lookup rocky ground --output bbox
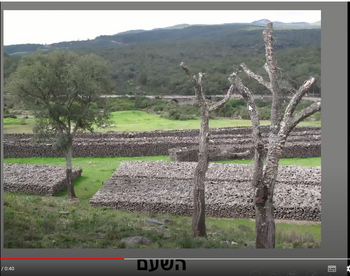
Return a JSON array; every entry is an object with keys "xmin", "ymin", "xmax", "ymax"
[
  {"xmin": 90, "ymin": 161, "xmax": 321, "ymax": 221},
  {"xmin": 114, "ymin": 161, "xmax": 321, "ymax": 185},
  {"xmin": 4, "ymin": 163, "xmax": 83, "ymax": 195},
  {"xmin": 4, "ymin": 126, "xmax": 321, "ymax": 159}
]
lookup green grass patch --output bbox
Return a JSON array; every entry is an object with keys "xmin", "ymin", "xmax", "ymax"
[
  {"xmin": 3, "ymin": 111, "xmax": 321, "ymax": 134},
  {"xmin": 3, "ymin": 117, "xmax": 37, "ymax": 134},
  {"xmin": 3, "ymin": 117, "xmax": 36, "ymax": 125},
  {"xmin": 4, "ymin": 156, "xmax": 321, "ymax": 248},
  {"xmin": 100, "ymin": 111, "xmax": 321, "ymax": 132},
  {"xmin": 4, "ymin": 156, "xmax": 172, "ymax": 200},
  {"xmin": 3, "ymin": 193, "xmax": 320, "ymax": 249}
]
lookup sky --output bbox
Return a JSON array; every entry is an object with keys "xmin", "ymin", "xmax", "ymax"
[{"xmin": 4, "ymin": 10, "xmax": 321, "ymax": 46}]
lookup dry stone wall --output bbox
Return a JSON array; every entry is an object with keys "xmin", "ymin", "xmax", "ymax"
[
  {"xmin": 3, "ymin": 126, "xmax": 320, "ymax": 141},
  {"xmin": 169, "ymin": 141, "xmax": 321, "ymax": 162},
  {"xmin": 4, "ymin": 163, "xmax": 82, "ymax": 195},
  {"xmin": 4, "ymin": 126, "xmax": 321, "ymax": 158},
  {"xmin": 114, "ymin": 161, "xmax": 321, "ymax": 185},
  {"xmin": 90, "ymin": 161, "xmax": 321, "ymax": 221}
]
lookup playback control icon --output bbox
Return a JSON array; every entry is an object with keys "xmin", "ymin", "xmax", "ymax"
[{"xmin": 328, "ymin": 265, "xmax": 336, "ymax": 273}]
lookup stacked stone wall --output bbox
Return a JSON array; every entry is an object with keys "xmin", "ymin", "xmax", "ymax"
[
  {"xmin": 4, "ymin": 163, "xmax": 82, "ymax": 195},
  {"xmin": 4, "ymin": 127, "xmax": 321, "ymax": 158},
  {"xmin": 90, "ymin": 161, "xmax": 321, "ymax": 221}
]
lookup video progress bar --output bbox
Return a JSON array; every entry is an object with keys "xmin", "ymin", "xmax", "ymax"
[{"xmin": 125, "ymin": 258, "xmax": 350, "ymax": 261}]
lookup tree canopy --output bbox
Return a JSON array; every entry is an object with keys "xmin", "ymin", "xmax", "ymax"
[{"xmin": 6, "ymin": 50, "xmax": 114, "ymax": 150}]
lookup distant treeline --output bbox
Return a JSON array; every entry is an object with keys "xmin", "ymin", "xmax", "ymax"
[
  {"xmin": 103, "ymin": 97, "xmax": 321, "ymax": 122},
  {"xmin": 4, "ymin": 25, "xmax": 321, "ymax": 109}
]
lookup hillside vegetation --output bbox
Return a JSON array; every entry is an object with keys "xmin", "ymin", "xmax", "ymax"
[{"xmin": 4, "ymin": 22, "xmax": 321, "ymax": 105}]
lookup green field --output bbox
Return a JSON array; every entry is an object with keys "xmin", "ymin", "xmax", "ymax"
[
  {"xmin": 3, "ymin": 110, "xmax": 321, "ymax": 249},
  {"xmin": 4, "ymin": 156, "xmax": 321, "ymax": 249},
  {"xmin": 3, "ymin": 110, "xmax": 321, "ymax": 134}
]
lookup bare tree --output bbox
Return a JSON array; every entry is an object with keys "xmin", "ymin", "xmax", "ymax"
[
  {"xmin": 230, "ymin": 23, "xmax": 321, "ymax": 248},
  {"xmin": 180, "ymin": 62, "xmax": 236, "ymax": 237}
]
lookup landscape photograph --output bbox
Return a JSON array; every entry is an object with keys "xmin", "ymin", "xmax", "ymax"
[{"xmin": 3, "ymin": 10, "xmax": 321, "ymax": 249}]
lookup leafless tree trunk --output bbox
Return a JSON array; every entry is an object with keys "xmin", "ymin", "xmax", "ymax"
[
  {"xmin": 65, "ymin": 142, "xmax": 76, "ymax": 199},
  {"xmin": 180, "ymin": 62, "xmax": 236, "ymax": 237},
  {"xmin": 230, "ymin": 23, "xmax": 321, "ymax": 248}
]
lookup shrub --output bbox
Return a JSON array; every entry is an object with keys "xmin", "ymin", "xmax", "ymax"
[
  {"xmin": 178, "ymin": 114, "xmax": 196, "ymax": 120},
  {"xmin": 135, "ymin": 97, "xmax": 152, "ymax": 109},
  {"xmin": 6, "ymin": 102, "xmax": 15, "ymax": 109},
  {"xmin": 259, "ymin": 107, "xmax": 271, "ymax": 120},
  {"xmin": 255, "ymin": 99, "xmax": 272, "ymax": 108},
  {"xmin": 237, "ymin": 107, "xmax": 250, "ymax": 120},
  {"xmin": 107, "ymin": 98, "xmax": 135, "ymax": 112},
  {"xmin": 4, "ymin": 114, "xmax": 17, "ymax": 119},
  {"xmin": 167, "ymin": 109, "xmax": 181, "ymax": 120},
  {"xmin": 295, "ymin": 100, "xmax": 314, "ymax": 112},
  {"xmin": 313, "ymin": 111, "xmax": 321, "ymax": 121},
  {"xmin": 151, "ymin": 105, "xmax": 164, "ymax": 112},
  {"xmin": 19, "ymin": 118, "xmax": 27, "ymax": 125},
  {"xmin": 215, "ymin": 103, "xmax": 234, "ymax": 118},
  {"xmin": 230, "ymin": 98, "xmax": 246, "ymax": 108},
  {"xmin": 162, "ymin": 106, "xmax": 197, "ymax": 121}
]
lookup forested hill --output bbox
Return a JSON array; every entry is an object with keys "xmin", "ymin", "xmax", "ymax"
[
  {"xmin": 4, "ymin": 22, "xmax": 320, "ymax": 54},
  {"xmin": 4, "ymin": 21, "xmax": 321, "ymax": 96}
]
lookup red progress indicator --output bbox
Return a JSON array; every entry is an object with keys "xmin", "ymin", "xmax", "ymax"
[{"xmin": 0, "ymin": 258, "xmax": 124, "ymax": 260}]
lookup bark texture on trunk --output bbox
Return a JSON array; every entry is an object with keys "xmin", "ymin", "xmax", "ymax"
[
  {"xmin": 192, "ymin": 110, "xmax": 209, "ymax": 237},
  {"xmin": 66, "ymin": 142, "xmax": 76, "ymax": 199},
  {"xmin": 180, "ymin": 62, "xmax": 235, "ymax": 237},
  {"xmin": 255, "ymin": 197, "xmax": 275, "ymax": 248},
  {"xmin": 233, "ymin": 22, "xmax": 321, "ymax": 248}
]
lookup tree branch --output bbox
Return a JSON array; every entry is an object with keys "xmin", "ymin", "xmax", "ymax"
[
  {"xmin": 283, "ymin": 101, "xmax": 321, "ymax": 135},
  {"xmin": 72, "ymin": 99, "xmax": 91, "ymax": 136},
  {"xmin": 19, "ymin": 87, "xmax": 67, "ymax": 133},
  {"xmin": 263, "ymin": 63, "xmax": 269, "ymax": 74},
  {"xmin": 67, "ymin": 80, "xmax": 80, "ymax": 111},
  {"xmin": 180, "ymin": 62, "xmax": 199, "ymax": 88},
  {"xmin": 230, "ymin": 72, "xmax": 265, "ymax": 189},
  {"xmin": 262, "ymin": 23, "xmax": 283, "ymax": 133},
  {"xmin": 283, "ymin": 77, "xmax": 315, "ymax": 119},
  {"xmin": 209, "ymin": 82, "xmax": 236, "ymax": 112},
  {"xmin": 240, "ymin": 63, "xmax": 271, "ymax": 91},
  {"xmin": 262, "ymin": 22, "xmax": 280, "ymax": 94},
  {"xmin": 229, "ymin": 73, "xmax": 260, "ymax": 129},
  {"xmin": 180, "ymin": 62, "xmax": 210, "ymax": 110}
]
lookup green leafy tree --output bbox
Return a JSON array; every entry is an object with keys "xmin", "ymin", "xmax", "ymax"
[
  {"xmin": 5, "ymin": 50, "xmax": 114, "ymax": 198},
  {"xmin": 138, "ymin": 72, "xmax": 148, "ymax": 86}
]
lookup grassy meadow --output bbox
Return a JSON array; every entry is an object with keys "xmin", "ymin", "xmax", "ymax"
[
  {"xmin": 4, "ymin": 156, "xmax": 321, "ymax": 249},
  {"xmin": 3, "ymin": 110, "xmax": 321, "ymax": 249},
  {"xmin": 3, "ymin": 110, "xmax": 321, "ymax": 134}
]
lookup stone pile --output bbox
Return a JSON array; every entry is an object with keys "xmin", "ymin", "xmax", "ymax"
[
  {"xmin": 4, "ymin": 163, "xmax": 83, "ymax": 195},
  {"xmin": 4, "ymin": 126, "xmax": 321, "ymax": 159},
  {"xmin": 3, "ymin": 126, "xmax": 320, "ymax": 141},
  {"xmin": 169, "ymin": 141, "xmax": 321, "ymax": 162},
  {"xmin": 90, "ymin": 161, "xmax": 321, "ymax": 221}
]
